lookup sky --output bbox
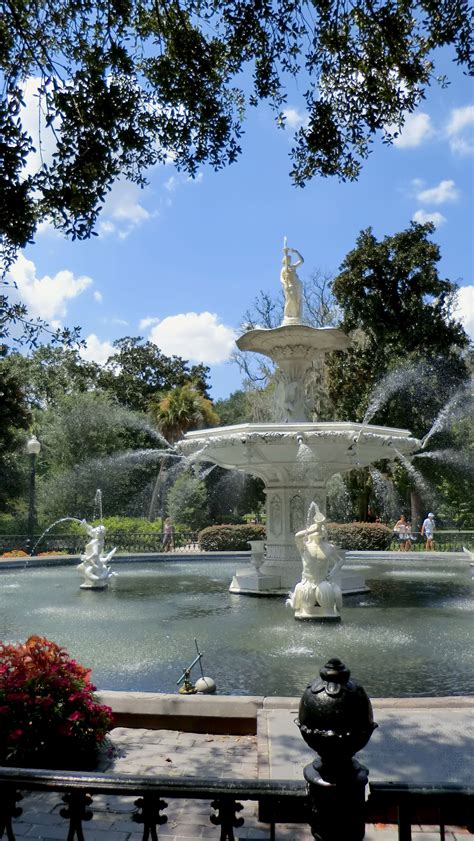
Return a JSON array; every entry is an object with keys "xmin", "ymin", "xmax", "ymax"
[{"xmin": 8, "ymin": 52, "xmax": 474, "ymax": 401}]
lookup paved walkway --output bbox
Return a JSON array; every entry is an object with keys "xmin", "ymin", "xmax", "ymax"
[{"xmin": 9, "ymin": 727, "xmax": 472, "ymax": 841}]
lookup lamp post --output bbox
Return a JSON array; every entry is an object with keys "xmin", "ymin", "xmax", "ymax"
[{"xmin": 26, "ymin": 434, "xmax": 41, "ymax": 553}]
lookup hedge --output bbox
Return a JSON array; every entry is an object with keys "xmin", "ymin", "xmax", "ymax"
[
  {"xmin": 326, "ymin": 522, "xmax": 392, "ymax": 551},
  {"xmin": 198, "ymin": 524, "xmax": 266, "ymax": 551}
]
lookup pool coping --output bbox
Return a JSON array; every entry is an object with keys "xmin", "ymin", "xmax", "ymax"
[
  {"xmin": 96, "ymin": 689, "xmax": 474, "ymax": 734},
  {"xmin": 0, "ymin": 549, "xmax": 468, "ymax": 570}
]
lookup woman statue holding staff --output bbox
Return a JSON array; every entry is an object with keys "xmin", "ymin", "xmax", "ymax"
[{"xmin": 281, "ymin": 237, "xmax": 304, "ymax": 324}]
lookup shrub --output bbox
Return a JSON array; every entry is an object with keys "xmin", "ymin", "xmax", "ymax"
[
  {"xmin": 0, "ymin": 549, "xmax": 29, "ymax": 558},
  {"xmin": 99, "ymin": 516, "xmax": 163, "ymax": 534},
  {"xmin": 198, "ymin": 523, "xmax": 266, "ymax": 551},
  {"xmin": 0, "ymin": 636, "xmax": 113, "ymax": 769},
  {"xmin": 326, "ymin": 522, "xmax": 392, "ymax": 551}
]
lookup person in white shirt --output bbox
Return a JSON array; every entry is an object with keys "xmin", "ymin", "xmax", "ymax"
[{"xmin": 421, "ymin": 513, "xmax": 435, "ymax": 550}]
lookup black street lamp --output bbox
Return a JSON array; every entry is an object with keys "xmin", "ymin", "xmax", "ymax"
[{"xmin": 26, "ymin": 434, "xmax": 41, "ymax": 552}]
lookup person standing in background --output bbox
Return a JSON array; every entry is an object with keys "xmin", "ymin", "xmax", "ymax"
[
  {"xmin": 162, "ymin": 517, "xmax": 175, "ymax": 552},
  {"xmin": 421, "ymin": 512, "xmax": 436, "ymax": 550}
]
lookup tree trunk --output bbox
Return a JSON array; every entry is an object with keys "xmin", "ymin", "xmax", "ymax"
[
  {"xmin": 410, "ymin": 490, "xmax": 423, "ymax": 531},
  {"xmin": 148, "ymin": 459, "xmax": 166, "ymax": 522}
]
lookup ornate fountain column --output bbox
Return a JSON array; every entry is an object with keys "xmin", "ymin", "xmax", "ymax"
[{"xmin": 261, "ymin": 478, "xmax": 328, "ymax": 586}]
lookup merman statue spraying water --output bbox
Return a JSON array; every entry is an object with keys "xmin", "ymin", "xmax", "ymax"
[
  {"xmin": 76, "ymin": 521, "xmax": 117, "ymax": 589},
  {"xmin": 286, "ymin": 504, "xmax": 343, "ymax": 621}
]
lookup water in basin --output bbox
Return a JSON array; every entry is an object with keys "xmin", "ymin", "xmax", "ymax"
[{"xmin": 1, "ymin": 558, "xmax": 472, "ymax": 698}]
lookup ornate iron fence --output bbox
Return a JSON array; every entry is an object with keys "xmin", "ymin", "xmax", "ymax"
[
  {"xmin": 0, "ymin": 532, "xmax": 201, "ymax": 556},
  {"xmin": 0, "ymin": 767, "xmax": 472, "ymax": 841},
  {"xmin": 1, "ymin": 530, "xmax": 473, "ymax": 557}
]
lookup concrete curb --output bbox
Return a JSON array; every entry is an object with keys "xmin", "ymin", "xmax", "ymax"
[{"xmin": 97, "ymin": 690, "xmax": 474, "ymax": 733}]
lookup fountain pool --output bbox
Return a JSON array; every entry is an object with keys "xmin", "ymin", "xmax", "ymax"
[{"xmin": 1, "ymin": 557, "xmax": 472, "ymax": 697}]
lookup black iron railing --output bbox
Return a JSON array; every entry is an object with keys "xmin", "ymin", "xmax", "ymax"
[
  {"xmin": 1, "ymin": 530, "xmax": 473, "ymax": 558},
  {"xmin": 0, "ymin": 767, "xmax": 472, "ymax": 841},
  {"xmin": 0, "ymin": 532, "xmax": 201, "ymax": 557}
]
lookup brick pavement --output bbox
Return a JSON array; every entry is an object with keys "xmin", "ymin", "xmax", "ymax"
[{"xmin": 8, "ymin": 728, "xmax": 471, "ymax": 841}]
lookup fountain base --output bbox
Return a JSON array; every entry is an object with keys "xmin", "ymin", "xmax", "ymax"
[
  {"xmin": 79, "ymin": 581, "xmax": 109, "ymax": 590},
  {"xmin": 229, "ymin": 571, "xmax": 282, "ymax": 594},
  {"xmin": 295, "ymin": 612, "xmax": 341, "ymax": 622},
  {"xmin": 229, "ymin": 567, "xmax": 369, "ymax": 596}
]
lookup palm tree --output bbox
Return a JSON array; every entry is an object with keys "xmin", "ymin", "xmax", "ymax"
[
  {"xmin": 147, "ymin": 384, "xmax": 220, "ymax": 521},
  {"xmin": 150, "ymin": 383, "xmax": 220, "ymax": 444}
]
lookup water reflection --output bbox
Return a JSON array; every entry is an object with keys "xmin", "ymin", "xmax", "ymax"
[{"xmin": 0, "ymin": 559, "xmax": 472, "ymax": 698}]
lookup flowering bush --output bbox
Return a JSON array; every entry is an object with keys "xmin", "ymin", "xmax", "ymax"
[
  {"xmin": 0, "ymin": 550, "xmax": 29, "ymax": 558},
  {"xmin": 0, "ymin": 636, "xmax": 113, "ymax": 769}
]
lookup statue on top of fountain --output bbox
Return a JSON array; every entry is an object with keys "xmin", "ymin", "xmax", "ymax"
[
  {"xmin": 77, "ymin": 521, "xmax": 117, "ymax": 589},
  {"xmin": 286, "ymin": 504, "xmax": 343, "ymax": 621},
  {"xmin": 281, "ymin": 238, "xmax": 304, "ymax": 325}
]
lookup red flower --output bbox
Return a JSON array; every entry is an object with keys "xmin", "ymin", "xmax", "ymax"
[
  {"xmin": 68, "ymin": 710, "xmax": 85, "ymax": 721},
  {"xmin": 8, "ymin": 729, "xmax": 24, "ymax": 741}
]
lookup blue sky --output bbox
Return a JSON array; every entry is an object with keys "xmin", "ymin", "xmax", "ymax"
[{"xmin": 8, "ymin": 54, "xmax": 474, "ymax": 400}]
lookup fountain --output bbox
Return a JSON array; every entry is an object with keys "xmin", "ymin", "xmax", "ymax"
[
  {"xmin": 31, "ymin": 506, "xmax": 117, "ymax": 590},
  {"xmin": 179, "ymin": 241, "xmax": 421, "ymax": 595},
  {"xmin": 286, "ymin": 504, "xmax": 344, "ymax": 621}
]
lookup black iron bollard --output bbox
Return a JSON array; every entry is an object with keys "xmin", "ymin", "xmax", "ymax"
[{"xmin": 297, "ymin": 657, "xmax": 377, "ymax": 841}]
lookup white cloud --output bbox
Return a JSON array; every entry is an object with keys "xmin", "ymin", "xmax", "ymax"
[
  {"xmin": 165, "ymin": 172, "xmax": 203, "ymax": 193},
  {"xmin": 446, "ymin": 105, "xmax": 474, "ymax": 137},
  {"xmin": 412, "ymin": 209, "xmax": 446, "ymax": 227},
  {"xmin": 392, "ymin": 113, "xmax": 434, "ymax": 148},
  {"xmin": 139, "ymin": 316, "xmax": 161, "ymax": 330},
  {"xmin": 449, "ymin": 135, "xmax": 474, "ymax": 155},
  {"xmin": 445, "ymin": 105, "xmax": 474, "ymax": 156},
  {"xmin": 453, "ymin": 285, "xmax": 474, "ymax": 340},
  {"xmin": 7, "ymin": 254, "xmax": 92, "ymax": 320},
  {"xmin": 93, "ymin": 291, "xmax": 103, "ymax": 302},
  {"xmin": 281, "ymin": 108, "xmax": 307, "ymax": 129},
  {"xmin": 165, "ymin": 175, "xmax": 177, "ymax": 192},
  {"xmin": 79, "ymin": 334, "xmax": 115, "ymax": 365},
  {"xmin": 415, "ymin": 179, "xmax": 460, "ymax": 205},
  {"xmin": 149, "ymin": 312, "xmax": 237, "ymax": 364},
  {"xmin": 99, "ymin": 181, "xmax": 151, "ymax": 239}
]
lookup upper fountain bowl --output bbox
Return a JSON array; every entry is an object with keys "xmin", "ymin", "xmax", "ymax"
[
  {"xmin": 237, "ymin": 324, "xmax": 350, "ymax": 360},
  {"xmin": 180, "ymin": 421, "xmax": 421, "ymax": 483}
]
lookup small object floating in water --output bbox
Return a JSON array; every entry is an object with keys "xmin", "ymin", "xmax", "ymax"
[{"xmin": 176, "ymin": 638, "xmax": 216, "ymax": 694}]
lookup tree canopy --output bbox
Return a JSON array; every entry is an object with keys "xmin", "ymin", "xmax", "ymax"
[
  {"xmin": 327, "ymin": 222, "xmax": 470, "ymax": 434},
  {"xmin": 1, "ymin": 0, "xmax": 473, "ymax": 270},
  {"xmin": 96, "ymin": 337, "xmax": 211, "ymax": 412}
]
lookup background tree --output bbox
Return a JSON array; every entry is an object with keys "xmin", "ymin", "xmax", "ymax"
[
  {"xmin": 1, "ymin": 0, "xmax": 472, "ymax": 272},
  {"xmin": 167, "ymin": 474, "xmax": 209, "ymax": 531},
  {"xmin": 214, "ymin": 390, "xmax": 250, "ymax": 426},
  {"xmin": 0, "ymin": 367, "xmax": 31, "ymax": 514},
  {"xmin": 327, "ymin": 222, "xmax": 470, "ymax": 435},
  {"xmin": 3, "ymin": 346, "xmax": 100, "ymax": 408},
  {"xmin": 149, "ymin": 383, "xmax": 219, "ymax": 444},
  {"xmin": 97, "ymin": 337, "xmax": 210, "ymax": 413},
  {"xmin": 35, "ymin": 392, "xmax": 159, "ymax": 521}
]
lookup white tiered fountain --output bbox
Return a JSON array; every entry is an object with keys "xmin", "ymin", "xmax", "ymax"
[{"xmin": 180, "ymin": 241, "xmax": 420, "ymax": 595}]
